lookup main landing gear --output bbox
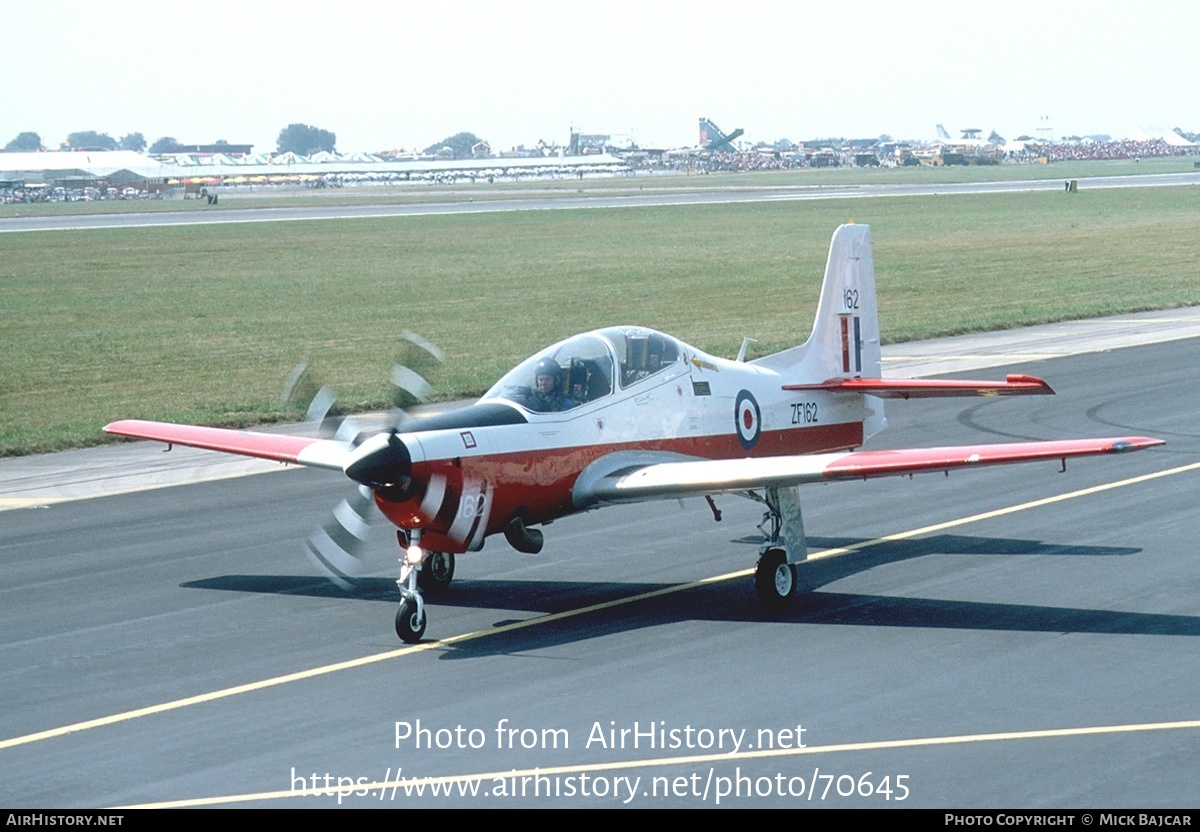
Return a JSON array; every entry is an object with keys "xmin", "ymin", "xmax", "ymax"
[
  {"xmin": 418, "ymin": 550, "xmax": 455, "ymax": 591},
  {"xmin": 751, "ymin": 486, "xmax": 807, "ymax": 610},
  {"xmin": 755, "ymin": 548, "xmax": 795, "ymax": 609},
  {"xmin": 394, "ymin": 530, "xmax": 456, "ymax": 643}
]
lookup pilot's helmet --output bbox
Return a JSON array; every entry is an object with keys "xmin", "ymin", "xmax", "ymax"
[{"xmin": 534, "ymin": 357, "xmax": 559, "ymax": 390}]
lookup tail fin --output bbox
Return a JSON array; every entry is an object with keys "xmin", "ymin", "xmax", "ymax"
[
  {"xmin": 806, "ymin": 223, "xmax": 881, "ymax": 381},
  {"xmin": 699, "ymin": 117, "xmax": 744, "ymax": 152},
  {"xmin": 936, "ymin": 123, "xmax": 951, "ymax": 140},
  {"xmin": 754, "ymin": 223, "xmax": 880, "ymax": 378},
  {"xmin": 753, "ymin": 224, "xmax": 885, "ymax": 435}
]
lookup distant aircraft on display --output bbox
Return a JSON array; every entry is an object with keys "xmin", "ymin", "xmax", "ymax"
[
  {"xmin": 661, "ymin": 118, "xmax": 746, "ymax": 159},
  {"xmin": 933, "ymin": 124, "xmax": 1000, "ymax": 163},
  {"xmin": 105, "ymin": 225, "xmax": 1163, "ymax": 642},
  {"xmin": 698, "ymin": 117, "xmax": 744, "ymax": 152}
]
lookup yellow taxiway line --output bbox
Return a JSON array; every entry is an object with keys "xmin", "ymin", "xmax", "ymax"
[
  {"xmin": 121, "ymin": 716, "xmax": 1200, "ymax": 808},
  {"xmin": 4, "ymin": 459, "xmax": 1196, "ymax": 757}
]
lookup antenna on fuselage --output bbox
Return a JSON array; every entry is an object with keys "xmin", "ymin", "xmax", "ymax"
[{"xmin": 736, "ymin": 337, "xmax": 758, "ymax": 362}]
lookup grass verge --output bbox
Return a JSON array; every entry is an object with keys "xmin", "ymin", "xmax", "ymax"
[{"xmin": 2, "ymin": 183, "xmax": 1198, "ymax": 456}]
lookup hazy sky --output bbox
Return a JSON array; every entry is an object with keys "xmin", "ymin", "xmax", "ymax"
[{"xmin": 7, "ymin": 0, "xmax": 1197, "ymax": 153}]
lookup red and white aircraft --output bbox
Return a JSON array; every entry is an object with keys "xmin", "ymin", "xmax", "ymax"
[{"xmin": 105, "ymin": 224, "xmax": 1163, "ymax": 642}]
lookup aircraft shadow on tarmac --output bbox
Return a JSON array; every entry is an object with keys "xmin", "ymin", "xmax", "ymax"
[{"xmin": 179, "ymin": 532, "xmax": 1200, "ymax": 656}]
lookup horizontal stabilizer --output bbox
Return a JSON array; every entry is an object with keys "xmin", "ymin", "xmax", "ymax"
[
  {"xmin": 783, "ymin": 374, "xmax": 1054, "ymax": 398},
  {"xmin": 103, "ymin": 419, "xmax": 352, "ymax": 471},
  {"xmin": 575, "ymin": 437, "xmax": 1163, "ymax": 504}
]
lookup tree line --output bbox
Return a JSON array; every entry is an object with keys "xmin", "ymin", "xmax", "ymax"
[{"xmin": 3, "ymin": 125, "xmax": 490, "ymax": 159}]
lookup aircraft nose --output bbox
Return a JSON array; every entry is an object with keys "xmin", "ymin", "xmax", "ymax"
[{"xmin": 344, "ymin": 431, "xmax": 412, "ymax": 489}]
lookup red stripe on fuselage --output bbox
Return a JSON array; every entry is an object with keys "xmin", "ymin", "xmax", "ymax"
[{"xmin": 374, "ymin": 421, "xmax": 863, "ymax": 549}]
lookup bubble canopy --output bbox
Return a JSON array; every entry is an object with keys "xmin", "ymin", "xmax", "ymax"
[{"xmin": 481, "ymin": 326, "xmax": 684, "ymax": 413}]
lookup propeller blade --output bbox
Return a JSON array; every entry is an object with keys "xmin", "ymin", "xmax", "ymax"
[
  {"xmin": 400, "ymin": 330, "xmax": 445, "ymax": 369},
  {"xmin": 391, "ymin": 332, "xmax": 445, "ymax": 414},
  {"xmin": 282, "ymin": 363, "xmax": 343, "ymax": 435},
  {"xmin": 280, "ymin": 361, "xmax": 313, "ymax": 409},
  {"xmin": 331, "ymin": 416, "xmax": 371, "ymax": 445},
  {"xmin": 304, "ymin": 485, "xmax": 376, "ymax": 590},
  {"xmin": 304, "ymin": 384, "xmax": 339, "ymax": 426},
  {"xmin": 391, "ymin": 365, "xmax": 432, "ymax": 406}
]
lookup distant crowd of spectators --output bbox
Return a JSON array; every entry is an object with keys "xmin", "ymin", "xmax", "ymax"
[
  {"xmin": 654, "ymin": 137, "xmax": 1198, "ymax": 173},
  {"xmin": 1, "ymin": 185, "xmax": 155, "ymax": 204},
  {"xmin": 1, "ymin": 186, "xmax": 54, "ymax": 204},
  {"xmin": 664, "ymin": 151, "xmax": 807, "ymax": 173},
  {"xmin": 1014, "ymin": 138, "xmax": 1195, "ymax": 162}
]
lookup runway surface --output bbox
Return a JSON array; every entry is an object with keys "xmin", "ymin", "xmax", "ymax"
[
  {"xmin": 3, "ymin": 170, "xmax": 1200, "ymax": 233},
  {"xmin": 2, "ymin": 320, "xmax": 1198, "ymax": 807}
]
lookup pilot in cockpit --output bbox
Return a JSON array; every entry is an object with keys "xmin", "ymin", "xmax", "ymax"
[{"xmin": 530, "ymin": 357, "xmax": 576, "ymax": 412}]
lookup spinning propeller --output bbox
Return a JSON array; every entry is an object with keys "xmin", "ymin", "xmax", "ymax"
[{"xmin": 282, "ymin": 333, "xmax": 444, "ymax": 590}]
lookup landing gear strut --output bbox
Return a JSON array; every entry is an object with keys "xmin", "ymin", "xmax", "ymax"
[
  {"xmin": 751, "ymin": 486, "xmax": 807, "ymax": 609},
  {"xmin": 394, "ymin": 529, "xmax": 459, "ymax": 641},
  {"xmin": 394, "ymin": 529, "xmax": 440, "ymax": 643}
]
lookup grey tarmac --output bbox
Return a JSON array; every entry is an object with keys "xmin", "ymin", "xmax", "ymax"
[{"xmin": 1, "ymin": 313, "xmax": 1197, "ymax": 807}]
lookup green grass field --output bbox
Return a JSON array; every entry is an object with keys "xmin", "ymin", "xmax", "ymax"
[{"xmin": 3, "ymin": 180, "xmax": 1199, "ymax": 456}]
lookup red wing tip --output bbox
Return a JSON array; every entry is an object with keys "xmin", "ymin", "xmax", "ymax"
[
  {"xmin": 104, "ymin": 419, "xmax": 166, "ymax": 436},
  {"xmin": 1111, "ymin": 437, "xmax": 1166, "ymax": 452},
  {"xmin": 1003, "ymin": 374, "xmax": 1055, "ymax": 394}
]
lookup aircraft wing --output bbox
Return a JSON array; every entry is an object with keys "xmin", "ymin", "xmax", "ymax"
[
  {"xmin": 103, "ymin": 419, "xmax": 353, "ymax": 471},
  {"xmin": 574, "ymin": 437, "xmax": 1163, "ymax": 505},
  {"xmin": 783, "ymin": 374, "xmax": 1054, "ymax": 398}
]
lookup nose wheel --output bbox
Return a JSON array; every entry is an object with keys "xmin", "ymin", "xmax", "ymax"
[{"xmin": 395, "ymin": 595, "xmax": 426, "ymax": 642}]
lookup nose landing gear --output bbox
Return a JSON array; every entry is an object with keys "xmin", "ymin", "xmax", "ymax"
[{"xmin": 394, "ymin": 529, "xmax": 458, "ymax": 643}]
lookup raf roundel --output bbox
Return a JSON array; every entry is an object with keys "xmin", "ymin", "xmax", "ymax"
[{"xmin": 735, "ymin": 389, "xmax": 761, "ymax": 450}]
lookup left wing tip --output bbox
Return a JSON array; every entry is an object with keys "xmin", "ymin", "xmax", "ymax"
[
  {"xmin": 104, "ymin": 419, "xmax": 172, "ymax": 438},
  {"xmin": 103, "ymin": 419, "xmax": 142, "ymax": 436}
]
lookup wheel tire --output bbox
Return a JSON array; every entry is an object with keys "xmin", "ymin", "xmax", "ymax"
[
  {"xmin": 755, "ymin": 548, "xmax": 796, "ymax": 610},
  {"xmin": 395, "ymin": 597, "xmax": 426, "ymax": 643},
  {"xmin": 417, "ymin": 552, "xmax": 455, "ymax": 592}
]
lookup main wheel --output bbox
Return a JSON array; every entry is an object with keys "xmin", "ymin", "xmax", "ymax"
[
  {"xmin": 395, "ymin": 597, "xmax": 426, "ymax": 643},
  {"xmin": 755, "ymin": 548, "xmax": 796, "ymax": 610},
  {"xmin": 417, "ymin": 551, "xmax": 455, "ymax": 592}
]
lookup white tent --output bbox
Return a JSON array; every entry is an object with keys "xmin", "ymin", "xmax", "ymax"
[{"xmin": 1130, "ymin": 128, "xmax": 1197, "ymax": 147}]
